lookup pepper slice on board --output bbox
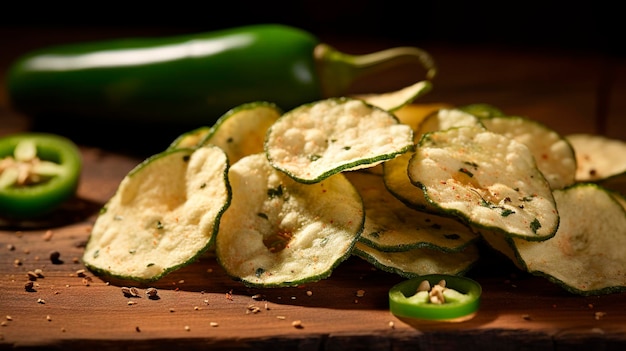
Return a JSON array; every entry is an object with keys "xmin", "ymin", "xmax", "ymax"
[
  {"xmin": 389, "ymin": 274, "xmax": 481, "ymax": 322},
  {"xmin": 0, "ymin": 132, "xmax": 82, "ymax": 219}
]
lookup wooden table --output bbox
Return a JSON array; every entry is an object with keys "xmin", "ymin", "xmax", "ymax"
[{"xmin": 1, "ymin": 26, "xmax": 626, "ymax": 350}]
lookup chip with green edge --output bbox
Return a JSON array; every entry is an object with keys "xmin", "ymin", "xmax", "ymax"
[
  {"xmin": 353, "ymin": 241, "xmax": 480, "ymax": 279},
  {"xmin": 566, "ymin": 133, "xmax": 626, "ymax": 184},
  {"xmin": 265, "ymin": 97, "xmax": 414, "ymax": 184},
  {"xmin": 345, "ymin": 171, "xmax": 478, "ymax": 252},
  {"xmin": 168, "ymin": 125, "xmax": 212, "ymax": 150},
  {"xmin": 481, "ymin": 115, "xmax": 576, "ymax": 190},
  {"xmin": 215, "ymin": 153, "xmax": 364, "ymax": 288},
  {"xmin": 204, "ymin": 101, "xmax": 282, "ymax": 164},
  {"xmin": 408, "ymin": 126, "xmax": 559, "ymax": 241},
  {"xmin": 83, "ymin": 145, "xmax": 231, "ymax": 282},
  {"xmin": 383, "ymin": 108, "xmax": 483, "ymax": 214},
  {"xmin": 508, "ymin": 183, "xmax": 626, "ymax": 295},
  {"xmin": 457, "ymin": 103, "xmax": 506, "ymax": 119},
  {"xmin": 353, "ymin": 80, "xmax": 433, "ymax": 112}
]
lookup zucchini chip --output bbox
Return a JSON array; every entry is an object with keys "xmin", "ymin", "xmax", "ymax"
[
  {"xmin": 481, "ymin": 116, "xmax": 576, "ymax": 190},
  {"xmin": 83, "ymin": 145, "xmax": 231, "ymax": 282},
  {"xmin": 265, "ymin": 97, "xmax": 414, "ymax": 184},
  {"xmin": 510, "ymin": 184, "xmax": 626, "ymax": 295},
  {"xmin": 354, "ymin": 241, "xmax": 480, "ymax": 278},
  {"xmin": 383, "ymin": 108, "xmax": 482, "ymax": 213},
  {"xmin": 205, "ymin": 101, "xmax": 282, "ymax": 164},
  {"xmin": 346, "ymin": 171, "xmax": 478, "ymax": 252},
  {"xmin": 216, "ymin": 153, "xmax": 364, "ymax": 287},
  {"xmin": 168, "ymin": 126, "xmax": 212, "ymax": 150},
  {"xmin": 408, "ymin": 126, "xmax": 559, "ymax": 241},
  {"xmin": 566, "ymin": 133, "xmax": 626, "ymax": 184},
  {"xmin": 353, "ymin": 80, "xmax": 432, "ymax": 112}
]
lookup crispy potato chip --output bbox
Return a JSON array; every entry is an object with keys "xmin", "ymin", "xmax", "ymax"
[
  {"xmin": 83, "ymin": 145, "xmax": 231, "ymax": 282},
  {"xmin": 265, "ymin": 97, "xmax": 414, "ymax": 183},
  {"xmin": 354, "ymin": 241, "xmax": 480, "ymax": 278},
  {"xmin": 216, "ymin": 153, "xmax": 364, "ymax": 287},
  {"xmin": 481, "ymin": 116, "xmax": 576, "ymax": 190},
  {"xmin": 509, "ymin": 184, "xmax": 626, "ymax": 295},
  {"xmin": 346, "ymin": 171, "xmax": 478, "ymax": 252},
  {"xmin": 408, "ymin": 126, "xmax": 559, "ymax": 241}
]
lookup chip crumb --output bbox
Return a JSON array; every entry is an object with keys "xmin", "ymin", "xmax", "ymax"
[
  {"xmin": 210, "ymin": 322, "xmax": 219, "ymax": 327},
  {"xmin": 5, "ymin": 316, "xmax": 12, "ymax": 321},
  {"xmin": 169, "ymin": 308, "xmax": 176, "ymax": 313},
  {"xmin": 75, "ymin": 269, "xmax": 86, "ymax": 277},
  {"xmin": 194, "ymin": 306, "xmax": 200, "ymax": 311},
  {"xmin": 1, "ymin": 321, "xmax": 7, "ymax": 327},
  {"xmin": 146, "ymin": 287, "xmax": 158, "ymax": 299},
  {"xmin": 356, "ymin": 289, "xmax": 365, "ymax": 298},
  {"xmin": 292, "ymin": 320, "xmax": 304, "ymax": 329},
  {"xmin": 595, "ymin": 311, "xmax": 606, "ymax": 320},
  {"xmin": 276, "ymin": 316, "xmax": 286, "ymax": 320},
  {"xmin": 7, "ymin": 244, "xmax": 15, "ymax": 251},
  {"xmin": 37, "ymin": 298, "xmax": 46, "ymax": 304},
  {"xmin": 127, "ymin": 300, "xmax": 137, "ymax": 306}
]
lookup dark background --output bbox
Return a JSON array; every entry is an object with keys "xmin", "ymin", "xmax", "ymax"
[{"xmin": 0, "ymin": 1, "xmax": 621, "ymax": 56}]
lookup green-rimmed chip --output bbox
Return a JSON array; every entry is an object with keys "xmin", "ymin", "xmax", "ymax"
[
  {"xmin": 509, "ymin": 183, "xmax": 626, "ymax": 295},
  {"xmin": 205, "ymin": 101, "xmax": 282, "ymax": 164},
  {"xmin": 83, "ymin": 145, "xmax": 231, "ymax": 282},
  {"xmin": 566, "ymin": 133, "xmax": 626, "ymax": 187},
  {"xmin": 353, "ymin": 80, "xmax": 433, "ymax": 112},
  {"xmin": 215, "ymin": 153, "xmax": 364, "ymax": 288},
  {"xmin": 265, "ymin": 97, "xmax": 414, "ymax": 184},
  {"xmin": 481, "ymin": 116, "xmax": 576, "ymax": 190},
  {"xmin": 354, "ymin": 241, "xmax": 480, "ymax": 279},
  {"xmin": 167, "ymin": 126, "xmax": 212, "ymax": 150},
  {"xmin": 383, "ymin": 108, "xmax": 483, "ymax": 214},
  {"xmin": 345, "ymin": 171, "xmax": 478, "ymax": 252},
  {"xmin": 408, "ymin": 126, "xmax": 559, "ymax": 241}
]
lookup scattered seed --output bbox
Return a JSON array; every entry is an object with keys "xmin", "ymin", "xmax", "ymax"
[
  {"xmin": 75, "ymin": 269, "xmax": 86, "ymax": 277},
  {"xmin": 246, "ymin": 304, "xmax": 261, "ymax": 314},
  {"xmin": 50, "ymin": 251, "xmax": 62, "ymax": 264},
  {"xmin": 276, "ymin": 316, "xmax": 286, "ymax": 320},
  {"xmin": 37, "ymin": 298, "xmax": 46, "ymax": 304},
  {"xmin": 42, "ymin": 230, "xmax": 53, "ymax": 241},
  {"xmin": 46, "ymin": 315, "xmax": 52, "ymax": 322},
  {"xmin": 1, "ymin": 321, "xmax": 7, "ymax": 327},
  {"xmin": 127, "ymin": 300, "xmax": 137, "ymax": 306},
  {"xmin": 5, "ymin": 316, "xmax": 12, "ymax": 321},
  {"xmin": 169, "ymin": 308, "xmax": 175, "ymax": 313},
  {"xmin": 184, "ymin": 325, "xmax": 190, "ymax": 331},
  {"xmin": 27, "ymin": 271, "xmax": 39, "ymax": 281},
  {"xmin": 34, "ymin": 268, "xmax": 44, "ymax": 277},
  {"xmin": 292, "ymin": 320, "xmax": 304, "ymax": 329},
  {"xmin": 595, "ymin": 312, "xmax": 606, "ymax": 320},
  {"xmin": 522, "ymin": 314, "xmax": 532, "ymax": 321},
  {"xmin": 146, "ymin": 287, "xmax": 158, "ymax": 299},
  {"xmin": 251, "ymin": 294, "xmax": 263, "ymax": 300},
  {"xmin": 356, "ymin": 289, "xmax": 365, "ymax": 298},
  {"xmin": 6, "ymin": 244, "xmax": 15, "ymax": 251},
  {"xmin": 72, "ymin": 257, "xmax": 80, "ymax": 264},
  {"xmin": 13, "ymin": 258, "xmax": 22, "ymax": 267},
  {"xmin": 24, "ymin": 281, "xmax": 35, "ymax": 291},
  {"xmin": 388, "ymin": 321, "xmax": 395, "ymax": 329},
  {"xmin": 306, "ymin": 290, "xmax": 313, "ymax": 297},
  {"xmin": 209, "ymin": 322, "xmax": 219, "ymax": 327},
  {"xmin": 121, "ymin": 287, "xmax": 139, "ymax": 297},
  {"xmin": 194, "ymin": 306, "xmax": 200, "ymax": 311}
]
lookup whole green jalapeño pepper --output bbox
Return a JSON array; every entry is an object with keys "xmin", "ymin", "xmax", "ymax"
[
  {"xmin": 0, "ymin": 133, "xmax": 82, "ymax": 219},
  {"xmin": 6, "ymin": 24, "xmax": 436, "ymax": 130}
]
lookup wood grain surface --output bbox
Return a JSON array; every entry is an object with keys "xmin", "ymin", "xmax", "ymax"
[{"xmin": 1, "ymin": 27, "xmax": 626, "ymax": 350}]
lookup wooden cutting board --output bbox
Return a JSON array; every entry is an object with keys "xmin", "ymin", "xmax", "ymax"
[
  {"xmin": 1, "ymin": 133, "xmax": 626, "ymax": 351},
  {"xmin": 1, "ymin": 32, "xmax": 626, "ymax": 350}
]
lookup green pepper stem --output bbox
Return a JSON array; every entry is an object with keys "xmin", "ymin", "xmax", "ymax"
[{"xmin": 314, "ymin": 43, "xmax": 437, "ymax": 99}]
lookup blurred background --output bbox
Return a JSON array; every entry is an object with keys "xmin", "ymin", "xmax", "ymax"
[{"xmin": 1, "ymin": 1, "xmax": 624, "ymax": 153}]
